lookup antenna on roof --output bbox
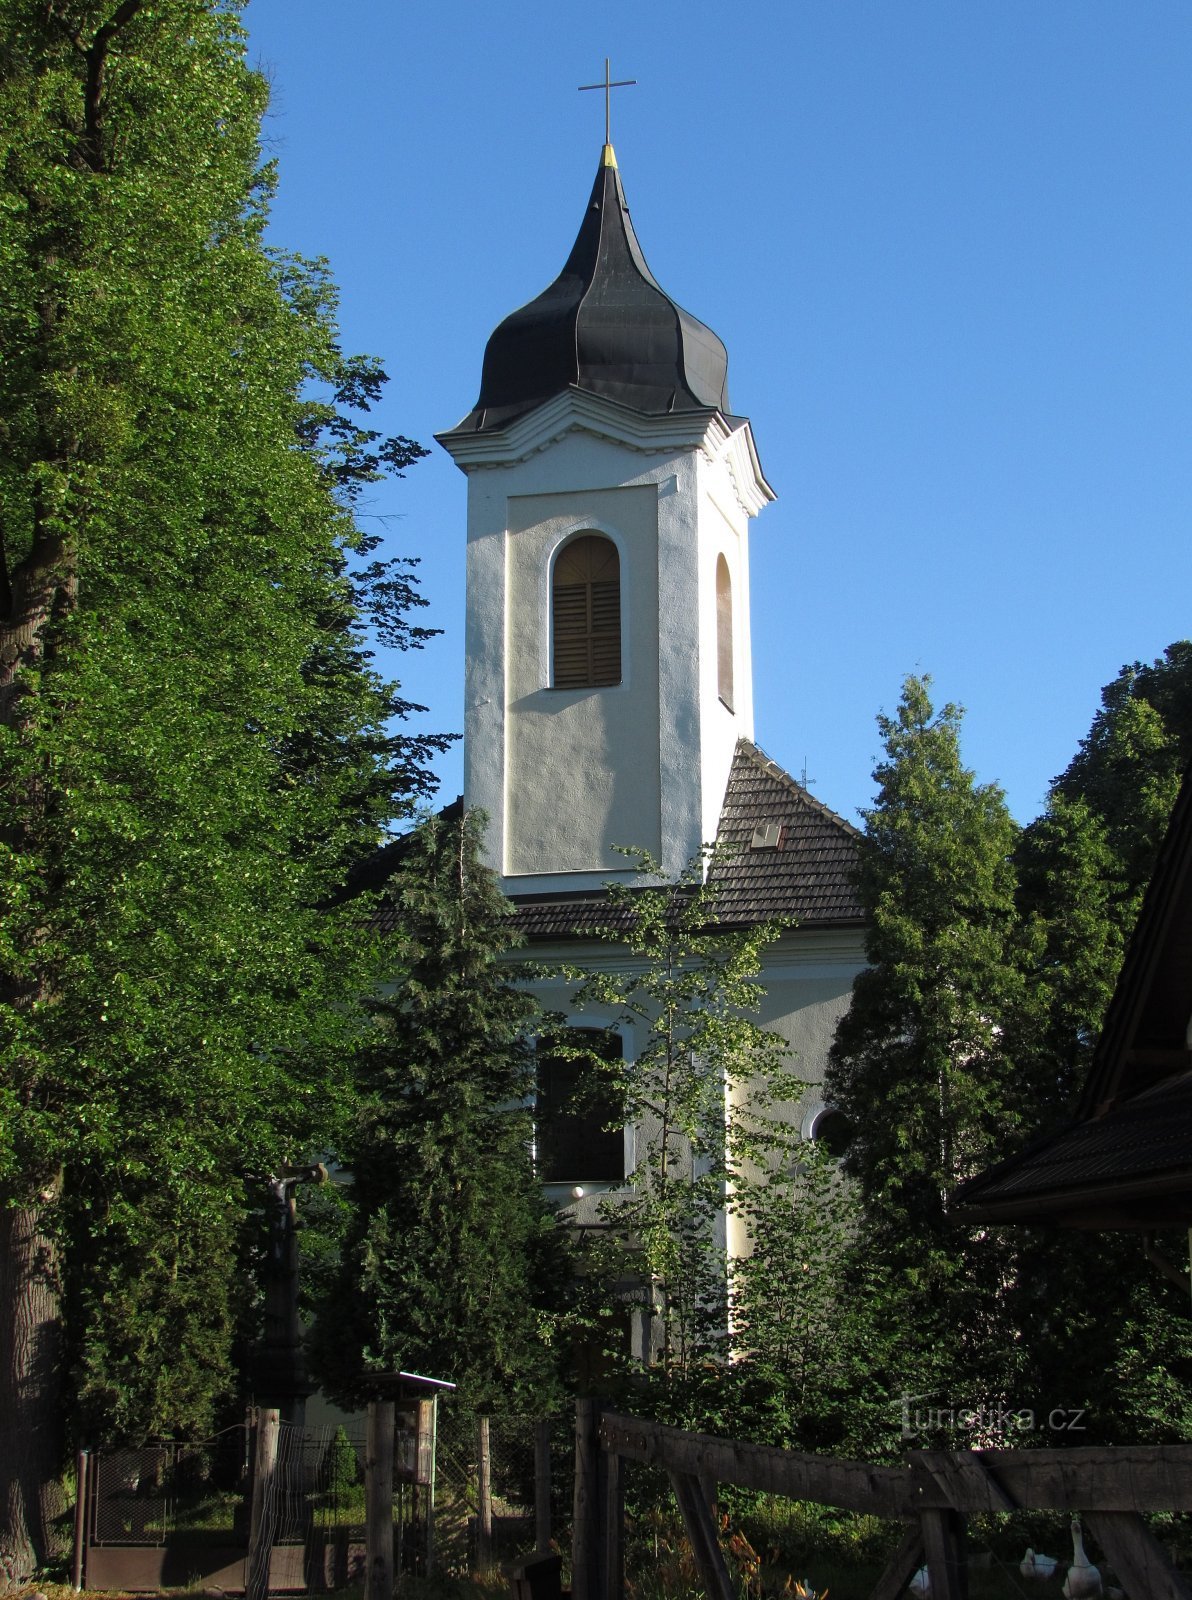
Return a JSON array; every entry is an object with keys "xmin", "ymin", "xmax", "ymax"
[{"xmin": 800, "ymin": 758, "xmax": 816, "ymax": 790}]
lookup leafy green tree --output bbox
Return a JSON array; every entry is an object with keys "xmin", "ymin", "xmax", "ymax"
[
  {"xmin": 728, "ymin": 1141, "xmax": 861, "ymax": 1451},
  {"xmin": 824, "ymin": 677, "xmax": 1033, "ymax": 1440},
  {"xmin": 565, "ymin": 851, "xmax": 796, "ymax": 1404},
  {"xmin": 0, "ymin": 3, "xmax": 444, "ymax": 1578},
  {"xmin": 311, "ymin": 810, "xmax": 567, "ymax": 1413}
]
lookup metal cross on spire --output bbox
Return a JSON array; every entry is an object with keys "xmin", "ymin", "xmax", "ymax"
[{"xmin": 579, "ymin": 58, "xmax": 636, "ymax": 148}]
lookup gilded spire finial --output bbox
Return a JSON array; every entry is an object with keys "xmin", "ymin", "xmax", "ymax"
[{"xmin": 579, "ymin": 57, "xmax": 636, "ymax": 164}]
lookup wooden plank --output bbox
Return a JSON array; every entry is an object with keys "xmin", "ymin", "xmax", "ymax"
[
  {"xmin": 365, "ymin": 1399, "xmax": 395, "ymax": 1600},
  {"xmin": 1084, "ymin": 1509, "xmax": 1192, "ymax": 1600},
  {"xmin": 572, "ymin": 1399, "xmax": 603, "ymax": 1600},
  {"xmin": 601, "ymin": 1410, "xmax": 1192, "ymax": 1516},
  {"xmin": 920, "ymin": 1508, "xmax": 968, "ymax": 1600},
  {"xmin": 603, "ymin": 1447, "xmax": 624, "ymax": 1600},
  {"xmin": 477, "ymin": 1415, "xmax": 494, "ymax": 1572},
  {"xmin": 669, "ymin": 1471, "xmax": 737, "ymax": 1600},
  {"xmin": 535, "ymin": 1418, "xmax": 553, "ymax": 1552},
  {"xmin": 600, "ymin": 1412, "xmax": 911, "ymax": 1516},
  {"xmin": 867, "ymin": 1524, "xmax": 924, "ymax": 1600},
  {"xmin": 246, "ymin": 1407, "xmax": 279, "ymax": 1600},
  {"xmin": 960, "ymin": 1445, "xmax": 1192, "ymax": 1512},
  {"xmin": 912, "ymin": 1452, "xmax": 1017, "ymax": 1512}
]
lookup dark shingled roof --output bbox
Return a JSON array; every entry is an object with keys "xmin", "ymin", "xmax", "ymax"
[
  {"xmin": 509, "ymin": 740, "xmax": 864, "ymax": 941},
  {"xmin": 954, "ymin": 764, "xmax": 1192, "ymax": 1230},
  {"xmin": 444, "ymin": 148, "xmax": 731, "ymax": 436}
]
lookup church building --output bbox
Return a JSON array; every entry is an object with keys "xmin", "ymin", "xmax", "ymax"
[{"xmin": 435, "ymin": 137, "xmax": 868, "ymax": 1258}]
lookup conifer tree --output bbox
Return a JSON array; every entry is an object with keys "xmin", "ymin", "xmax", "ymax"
[
  {"xmin": 824, "ymin": 677, "xmax": 1032, "ymax": 1440},
  {"xmin": 1005, "ymin": 644, "xmax": 1192, "ymax": 1443},
  {"xmin": 312, "ymin": 811, "xmax": 566, "ymax": 1413}
]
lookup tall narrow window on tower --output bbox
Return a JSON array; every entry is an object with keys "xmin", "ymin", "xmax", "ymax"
[
  {"xmin": 716, "ymin": 554, "xmax": 734, "ymax": 711},
  {"xmin": 552, "ymin": 533, "xmax": 621, "ymax": 688}
]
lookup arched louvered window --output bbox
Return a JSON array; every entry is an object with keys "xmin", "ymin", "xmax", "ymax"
[
  {"xmin": 716, "ymin": 554, "xmax": 734, "ymax": 711},
  {"xmin": 552, "ymin": 534, "xmax": 621, "ymax": 689}
]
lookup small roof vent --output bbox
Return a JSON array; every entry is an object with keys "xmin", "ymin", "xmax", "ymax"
[{"xmin": 750, "ymin": 822, "xmax": 783, "ymax": 851}]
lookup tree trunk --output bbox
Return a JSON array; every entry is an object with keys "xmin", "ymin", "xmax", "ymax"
[{"xmin": 0, "ymin": 1205, "xmax": 66, "ymax": 1589}]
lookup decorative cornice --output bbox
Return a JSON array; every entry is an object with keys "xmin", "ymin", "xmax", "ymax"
[{"xmin": 436, "ymin": 388, "xmax": 774, "ymax": 513}]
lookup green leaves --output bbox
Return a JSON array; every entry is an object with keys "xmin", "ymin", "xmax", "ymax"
[
  {"xmin": 565, "ymin": 848, "xmax": 795, "ymax": 1390},
  {"xmin": 0, "ymin": 0, "xmax": 445, "ymax": 1448}
]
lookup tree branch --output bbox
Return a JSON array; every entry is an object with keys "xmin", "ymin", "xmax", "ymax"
[{"xmin": 81, "ymin": 0, "xmax": 146, "ymax": 173}]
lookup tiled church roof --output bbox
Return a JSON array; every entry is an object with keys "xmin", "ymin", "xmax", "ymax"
[
  {"xmin": 708, "ymin": 739, "xmax": 864, "ymax": 927},
  {"xmin": 509, "ymin": 740, "xmax": 864, "ymax": 940}
]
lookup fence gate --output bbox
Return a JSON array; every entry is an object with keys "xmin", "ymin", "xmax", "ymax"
[{"xmin": 80, "ymin": 1418, "xmax": 384, "ymax": 1594}]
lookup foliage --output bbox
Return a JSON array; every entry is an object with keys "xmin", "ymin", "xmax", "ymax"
[
  {"xmin": 827, "ymin": 677, "xmax": 1029, "ymax": 1239},
  {"xmin": 310, "ymin": 810, "xmax": 567, "ymax": 1413},
  {"xmin": 822, "ymin": 677, "xmax": 1034, "ymax": 1449},
  {"xmin": 0, "ymin": 4, "xmax": 447, "ymax": 1573},
  {"xmin": 727, "ymin": 1142, "xmax": 861, "ymax": 1452},
  {"xmin": 1003, "ymin": 642, "xmax": 1192, "ymax": 1443},
  {"xmin": 1014, "ymin": 641, "xmax": 1192, "ymax": 1122},
  {"xmin": 563, "ymin": 850, "xmax": 796, "ymax": 1402}
]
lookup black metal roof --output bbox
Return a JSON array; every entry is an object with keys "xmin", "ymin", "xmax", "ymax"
[{"xmin": 450, "ymin": 148, "xmax": 731, "ymax": 434}]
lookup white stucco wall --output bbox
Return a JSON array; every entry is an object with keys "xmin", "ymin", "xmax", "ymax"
[
  {"xmin": 441, "ymin": 390, "xmax": 773, "ymax": 896},
  {"xmin": 505, "ymin": 485, "xmax": 662, "ymax": 874}
]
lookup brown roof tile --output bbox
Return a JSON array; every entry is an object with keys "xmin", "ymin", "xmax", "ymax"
[
  {"xmin": 510, "ymin": 740, "xmax": 864, "ymax": 940},
  {"xmin": 708, "ymin": 740, "xmax": 864, "ymax": 926}
]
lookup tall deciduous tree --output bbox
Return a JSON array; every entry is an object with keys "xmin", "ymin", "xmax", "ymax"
[
  {"xmin": 312, "ymin": 810, "xmax": 566, "ymax": 1413},
  {"xmin": 0, "ymin": 3, "xmax": 445, "ymax": 1579},
  {"xmin": 566, "ymin": 852, "xmax": 796, "ymax": 1399}
]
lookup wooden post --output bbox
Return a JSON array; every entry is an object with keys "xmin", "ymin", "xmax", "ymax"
[
  {"xmin": 920, "ymin": 1508, "xmax": 968, "ymax": 1600},
  {"xmin": 246, "ymin": 1407, "xmax": 280, "ymax": 1600},
  {"xmin": 476, "ymin": 1415, "xmax": 494, "ymax": 1572},
  {"xmin": 669, "ymin": 1470, "xmax": 736, "ymax": 1600},
  {"xmin": 572, "ymin": 1399, "xmax": 604, "ymax": 1600},
  {"xmin": 603, "ymin": 1448, "xmax": 624, "ymax": 1600},
  {"xmin": 366, "ymin": 1399, "xmax": 395, "ymax": 1600},
  {"xmin": 534, "ymin": 1418, "xmax": 552, "ymax": 1552},
  {"xmin": 71, "ymin": 1447, "xmax": 89, "ymax": 1591},
  {"xmin": 424, "ymin": 1394, "xmax": 438, "ymax": 1574},
  {"xmin": 869, "ymin": 1524, "xmax": 926, "ymax": 1600},
  {"xmin": 1085, "ymin": 1509, "xmax": 1192, "ymax": 1600}
]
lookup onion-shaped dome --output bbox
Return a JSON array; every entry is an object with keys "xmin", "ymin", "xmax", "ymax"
[{"xmin": 455, "ymin": 147, "xmax": 731, "ymax": 433}]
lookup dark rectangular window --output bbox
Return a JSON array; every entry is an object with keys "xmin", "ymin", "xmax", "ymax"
[{"xmin": 536, "ymin": 1030, "xmax": 624, "ymax": 1183}]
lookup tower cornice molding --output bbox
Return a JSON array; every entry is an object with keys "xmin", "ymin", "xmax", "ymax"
[{"xmin": 436, "ymin": 387, "xmax": 775, "ymax": 513}]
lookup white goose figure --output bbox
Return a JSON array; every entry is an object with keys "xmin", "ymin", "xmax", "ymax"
[
  {"xmin": 1020, "ymin": 1547, "xmax": 1059, "ymax": 1581},
  {"xmin": 1063, "ymin": 1516, "xmax": 1102, "ymax": 1599}
]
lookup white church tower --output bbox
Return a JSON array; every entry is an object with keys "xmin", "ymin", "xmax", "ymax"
[{"xmin": 437, "ymin": 143, "xmax": 774, "ymax": 892}]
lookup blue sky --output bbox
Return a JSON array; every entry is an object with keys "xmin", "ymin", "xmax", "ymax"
[{"xmin": 243, "ymin": 1, "xmax": 1192, "ymax": 826}]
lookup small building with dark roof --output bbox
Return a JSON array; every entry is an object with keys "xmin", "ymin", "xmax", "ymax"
[{"xmin": 953, "ymin": 765, "xmax": 1192, "ymax": 1233}]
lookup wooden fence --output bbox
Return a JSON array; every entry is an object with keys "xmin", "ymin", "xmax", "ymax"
[{"xmin": 572, "ymin": 1402, "xmax": 1192, "ymax": 1600}]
